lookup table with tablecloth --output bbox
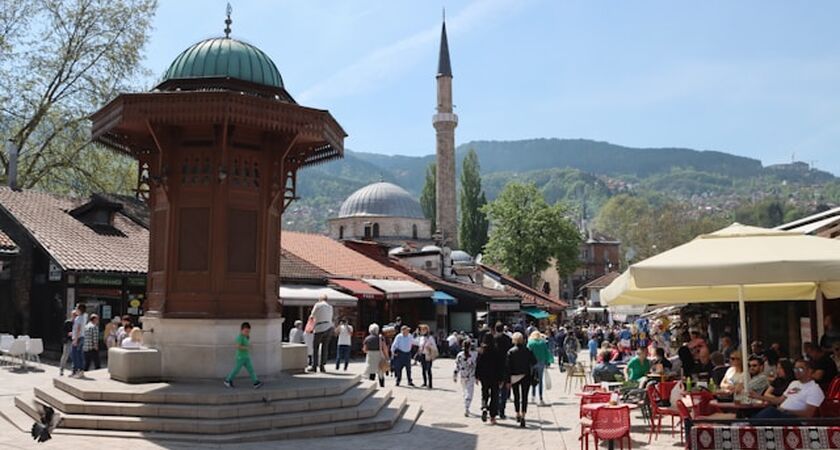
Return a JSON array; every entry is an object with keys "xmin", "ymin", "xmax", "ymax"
[{"xmin": 689, "ymin": 423, "xmax": 840, "ymax": 449}]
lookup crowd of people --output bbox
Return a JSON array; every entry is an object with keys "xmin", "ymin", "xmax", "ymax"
[{"xmin": 59, "ymin": 304, "xmax": 144, "ymax": 378}]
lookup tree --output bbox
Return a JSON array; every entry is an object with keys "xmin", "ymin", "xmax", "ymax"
[
  {"xmin": 458, "ymin": 149, "xmax": 488, "ymax": 255},
  {"xmin": 482, "ymin": 182, "xmax": 581, "ymax": 285},
  {"xmin": 0, "ymin": 0, "xmax": 157, "ymax": 194},
  {"xmin": 420, "ymin": 162, "xmax": 436, "ymax": 232}
]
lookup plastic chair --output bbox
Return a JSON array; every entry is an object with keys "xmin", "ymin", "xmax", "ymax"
[
  {"xmin": 828, "ymin": 377, "xmax": 840, "ymax": 399},
  {"xmin": 675, "ymin": 398, "xmax": 692, "ymax": 448},
  {"xmin": 591, "ymin": 406, "xmax": 632, "ymax": 450},
  {"xmin": 646, "ymin": 384, "xmax": 681, "ymax": 442},
  {"xmin": 0, "ymin": 335, "xmax": 14, "ymax": 366},
  {"xmin": 26, "ymin": 338, "xmax": 43, "ymax": 364},
  {"xmin": 579, "ymin": 392, "xmax": 612, "ymax": 450},
  {"xmin": 566, "ymin": 363, "xmax": 588, "ymax": 393},
  {"xmin": 7, "ymin": 339, "xmax": 27, "ymax": 369},
  {"xmin": 689, "ymin": 390, "xmax": 720, "ymax": 418}
]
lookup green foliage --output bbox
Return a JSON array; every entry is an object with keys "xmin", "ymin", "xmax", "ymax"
[
  {"xmin": 482, "ymin": 182, "xmax": 581, "ymax": 284},
  {"xmin": 458, "ymin": 149, "xmax": 488, "ymax": 255},
  {"xmin": 420, "ymin": 162, "xmax": 436, "ymax": 232},
  {"xmin": 733, "ymin": 197, "xmax": 810, "ymax": 228},
  {"xmin": 595, "ymin": 193, "xmax": 730, "ymax": 266},
  {"xmin": 0, "ymin": 0, "xmax": 157, "ymax": 195}
]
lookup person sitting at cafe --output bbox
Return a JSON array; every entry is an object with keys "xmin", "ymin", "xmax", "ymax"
[
  {"xmin": 653, "ymin": 347, "xmax": 672, "ymax": 371},
  {"xmin": 746, "ymin": 354, "xmax": 770, "ymax": 395},
  {"xmin": 690, "ymin": 344, "xmax": 715, "ymax": 379},
  {"xmin": 804, "ymin": 342, "xmax": 838, "ymax": 393},
  {"xmin": 625, "ymin": 347, "xmax": 651, "ymax": 382},
  {"xmin": 763, "ymin": 358, "xmax": 795, "ymax": 399},
  {"xmin": 751, "ymin": 359, "xmax": 825, "ymax": 419},
  {"xmin": 720, "ymin": 351, "xmax": 745, "ymax": 391},
  {"xmin": 593, "ymin": 350, "xmax": 623, "ymax": 382},
  {"xmin": 710, "ymin": 351, "xmax": 728, "ymax": 386}
]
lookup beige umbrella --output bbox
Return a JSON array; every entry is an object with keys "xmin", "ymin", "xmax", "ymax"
[{"xmin": 602, "ymin": 223, "xmax": 840, "ymax": 378}]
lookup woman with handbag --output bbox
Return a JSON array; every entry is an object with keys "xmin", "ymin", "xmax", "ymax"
[
  {"xmin": 527, "ymin": 331, "xmax": 554, "ymax": 405},
  {"xmin": 363, "ymin": 323, "xmax": 389, "ymax": 387},
  {"xmin": 417, "ymin": 324, "xmax": 439, "ymax": 389},
  {"xmin": 506, "ymin": 332, "xmax": 537, "ymax": 428}
]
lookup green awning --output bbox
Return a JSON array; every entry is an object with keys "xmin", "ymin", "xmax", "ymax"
[{"xmin": 522, "ymin": 307, "xmax": 549, "ymax": 319}]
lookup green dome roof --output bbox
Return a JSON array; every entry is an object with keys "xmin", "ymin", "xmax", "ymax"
[{"xmin": 162, "ymin": 37, "xmax": 284, "ymax": 89}]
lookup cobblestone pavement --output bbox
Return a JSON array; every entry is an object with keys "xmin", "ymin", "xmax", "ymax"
[{"xmin": 0, "ymin": 352, "xmax": 684, "ymax": 450}]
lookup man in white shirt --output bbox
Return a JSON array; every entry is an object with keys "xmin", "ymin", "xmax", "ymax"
[
  {"xmin": 752, "ymin": 359, "xmax": 825, "ymax": 419},
  {"xmin": 70, "ymin": 304, "xmax": 87, "ymax": 378},
  {"xmin": 288, "ymin": 320, "xmax": 304, "ymax": 344},
  {"xmin": 335, "ymin": 319, "xmax": 353, "ymax": 371},
  {"xmin": 308, "ymin": 294, "xmax": 333, "ymax": 373},
  {"xmin": 390, "ymin": 326, "xmax": 415, "ymax": 387}
]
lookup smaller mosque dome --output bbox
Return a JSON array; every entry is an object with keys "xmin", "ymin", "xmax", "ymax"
[
  {"xmin": 421, "ymin": 245, "xmax": 442, "ymax": 253},
  {"xmin": 162, "ymin": 38, "xmax": 284, "ymax": 89},
  {"xmin": 338, "ymin": 182, "xmax": 424, "ymax": 219},
  {"xmin": 451, "ymin": 250, "xmax": 473, "ymax": 263}
]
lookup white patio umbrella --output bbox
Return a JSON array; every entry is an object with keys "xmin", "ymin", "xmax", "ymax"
[{"xmin": 602, "ymin": 223, "xmax": 840, "ymax": 378}]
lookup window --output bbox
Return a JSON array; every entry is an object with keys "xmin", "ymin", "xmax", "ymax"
[
  {"xmin": 364, "ymin": 224, "xmax": 372, "ymax": 239},
  {"xmin": 339, "ymin": 226, "xmax": 344, "ymax": 240},
  {"xmin": 372, "ymin": 223, "xmax": 380, "ymax": 238},
  {"xmin": 412, "ymin": 224, "xmax": 418, "ymax": 239}
]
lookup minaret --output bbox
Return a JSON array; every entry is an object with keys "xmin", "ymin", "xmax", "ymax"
[{"xmin": 433, "ymin": 16, "xmax": 459, "ymax": 248}]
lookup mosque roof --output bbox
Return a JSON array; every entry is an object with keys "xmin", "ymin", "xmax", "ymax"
[
  {"xmin": 337, "ymin": 182, "xmax": 424, "ymax": 219},
  {"xmin": 162, "ymin": 37, "xmax": 284, "ymax": 89}
]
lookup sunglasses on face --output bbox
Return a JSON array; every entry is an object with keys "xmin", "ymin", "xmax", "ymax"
[{"xmin": 794, "ymin": 367, "xmax": 806, "ymax": 373}]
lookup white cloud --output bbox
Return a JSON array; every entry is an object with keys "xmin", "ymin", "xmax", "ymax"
[{"xmin": 297, "ymin": 0, "xmax": 519, "ymax": 104}]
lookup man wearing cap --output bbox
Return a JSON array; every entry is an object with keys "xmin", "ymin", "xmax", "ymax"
[
  {"xmin": 288, "ymin": 320, "xmax": 304, "ymax": 344},
  {"xmin": 308, "ymin": 294, "xmax": 334, "ymax": 373}
]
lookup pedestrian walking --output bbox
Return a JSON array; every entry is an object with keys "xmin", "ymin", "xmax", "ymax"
[
  {"xmin": 59, "ymin": 311, "xmax": 77, "ymax": 376},
  {"xmin": 335, "ymin": 319, "xmax": 353, "ymax": 371},
  {"xmin": 588, "ymin": 335, "xmax": 599, "ymax": 363},
  {"xmin": 83, "ymin": 314, "xmax": 101, "ymax": 371},
  {"xmin": 476, "ymin": 334, "xmax": 505, "ymax": 424},
  {"xmin": 527, "ymin": 331, "xmax": 554, "ymax": 405},
  {"xmin": 390, "ymin": 326, "xmax": 415, "ymax": 386},
  {"xmin": 417, "ymin": 324, "xmax": 438, "ymax": 388},
  {"xmin": 453, "ymin": 339, "xmax": 478, "ymax": 417},
  {"xmin": 506, "ymin": 332, "xmax": 537, "ymax": 428},
  {"xmin": 70, "ymin": 304, "xmax": 87, "ymax": 378},
  {"xmin": 564, "ymin": 329, "xmax": 580, "ymax": 365},
  {"xmin": 223, "ymin": 322, "xmax": 263, "ymax": 389},
  {"xmin": 493, "ymin": 322, "xmax": 513, "ymax": 419},
  {"xmin": 363, "ymin": 323, "xmax": 389, "ymax": 387},
  {"xmin": 308, "ymin": 294, "xmax": 334, "ymax": 373},
  {"xmin": 116, "ymin": 315, "xmax": 132, "ymax": 344}
]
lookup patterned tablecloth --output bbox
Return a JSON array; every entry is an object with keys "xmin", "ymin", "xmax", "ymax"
[{"xmin": 690, "ymin": 424, "xmax": 840, "ymax": 449}]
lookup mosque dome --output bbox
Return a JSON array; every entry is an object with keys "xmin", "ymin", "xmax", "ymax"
[
  {"xmin": 451, "ymin": 250, "xmax": 473, "ymax": 263},
  {"xmin": 161, "ymin": 37, "xmax": 284, "ymax": 89},
  {"xmin": 338, "ymin": 182, "xmax": 424, "ymax": 219}
]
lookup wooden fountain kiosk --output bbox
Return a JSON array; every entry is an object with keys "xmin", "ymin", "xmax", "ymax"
[{"xmin": 90, "ymin": 26, "xmax": 346, "ymax": 379}]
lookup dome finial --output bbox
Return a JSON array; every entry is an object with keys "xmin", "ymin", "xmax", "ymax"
[{"xmin": 224, "ymin": 3, "xmax": 233, "ymax": 38}]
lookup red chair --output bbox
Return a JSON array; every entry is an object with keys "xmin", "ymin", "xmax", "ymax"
[
  {"xmin": 579, "ymin": 392, "xmax": 612, "ymax": 450},
  {"xmin": 583, "ymin": 384, "xmax": 603, "ymax": 393},
  {"xmin": 675, "ymin": 399, "xmax": 692, "ymax": 449},
  {"xmin": 646, "ymin": 384, "xmax": 681, "ymax": 442},
  {"xmin": 657, "ymin": 380, "xmax": 678, "ymax": 400},
  {"xmin": 591, "ymin": 406, "xmax": 632, "ymax": 450},
  {"xmin": 689, "ymin": 390, "xmax": 721, "ymax": 418},
  {"xmin": 819, "ymin": 378, "xmax": 840, "ymax": 417},
  {"xmin": 828, "ymin": 377, "xmax": 840, "ymax": 399}
]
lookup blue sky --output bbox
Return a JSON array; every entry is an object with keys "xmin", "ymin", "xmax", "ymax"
[{"xmin": 145, "ymin": 1, "xmax": 840, "ymax": 174}]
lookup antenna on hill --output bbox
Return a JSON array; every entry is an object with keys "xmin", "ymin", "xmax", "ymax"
[{"xmin": 810, "ymin": 160, "xmax": 819, "ymax": 170}]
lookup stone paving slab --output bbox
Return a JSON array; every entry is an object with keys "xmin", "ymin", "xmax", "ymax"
[{"xmin": 0, "ymin": 352, "xmax": 684, "ymax": 450}]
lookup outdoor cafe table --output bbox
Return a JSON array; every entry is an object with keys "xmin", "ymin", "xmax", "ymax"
[
  {"xmin": 709, "ymin": 399, "xmax": 768, "ymax": 418},
  {"xmin": 581, "ymin": 403, "xmax": 640, "ymax": 450}
]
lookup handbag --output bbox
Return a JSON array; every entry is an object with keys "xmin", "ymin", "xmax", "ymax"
[
  {"xmin": 378, "ymin": 337, "xmax": 390, "ymax": 372},
  {"xmin": 304, "ymin": 316, "xmax": 315, "ymax": 334},
  {"xmin": 543, "ymin": 368, "xmax": 552, "ymax": 390}
]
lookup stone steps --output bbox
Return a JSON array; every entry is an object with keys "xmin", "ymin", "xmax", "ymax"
[
  {"xmin": 13, "ymin": 394, "xmax": 412, "ymax": 443},
  {"xmin": 16, "ymin": 387, "xmax": 392, "ymax": 435},
  {"xmin": 33, "ymin": 380, "xmax": 377, "ymax": 419}
]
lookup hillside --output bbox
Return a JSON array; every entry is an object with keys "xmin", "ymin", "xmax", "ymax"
[{"xmin": 284, "ymin": 138, "xmax": 839, "ymax": 233}]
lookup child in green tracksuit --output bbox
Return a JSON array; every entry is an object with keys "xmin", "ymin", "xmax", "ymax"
[{"xmin": 224, "ymin": 322, "xmax": 263, "ymax": 389}]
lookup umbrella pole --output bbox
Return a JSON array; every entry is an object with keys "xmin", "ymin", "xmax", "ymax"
[
  {"xmin": 816, "ymin": 289, "xmax": 825, "ymax": 344},
  {"xmin": 738, "ymin": 285, "xmax": 750, "ymax": 388}
]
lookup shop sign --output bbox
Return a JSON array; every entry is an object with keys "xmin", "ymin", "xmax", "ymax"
[
  {"xmin": 101, "ymin": 305, "xmax": 112, "ymax": 320},
  {"xmin": 800, "ymin": 317, "xmax": 812, "ymax": 346},
  {"xmin": 488, "ymin": 302, "xmax": 520, "ymax": 312},
  {"xmin": 77, "ymin": 275, "xmax": 122, "ymax": 286},
  {"xmin": 127, "ymin": 277, "xmax": 146, "ymax": 287},
  {"xmin": 129, "ymin": 299, "xmax": 141, "ymax": 308},
  {"xmin": 48, "ymin": 261, "xmax": 62, "ymax": 281}
]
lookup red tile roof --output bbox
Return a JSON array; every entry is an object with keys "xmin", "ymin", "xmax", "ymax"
[
  {"xmin": 479, "ymin": 264, "xmax": 568, "ymax": 311},
  {"xmin": 582, "ymin": 271, "xmax": 621, "ymax": 290},
  {"xmin": 0, "ymin": 188, "xmax": 148, "ymax": 274},
  {"xmin": 279, "ymin": 249, "xmax": 330, "ymax": 282},
  {"xmin": 0, "ymin": 229, "xmax": 17, "ymax": 254},
  {"xmin": 281, "ymin": 231, "xmax": 409, "ymax": 280}
]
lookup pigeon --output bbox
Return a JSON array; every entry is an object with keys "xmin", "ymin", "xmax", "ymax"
[{"xmin": 30, "ymin": 403, "xmax": 60, "ymax": 443}]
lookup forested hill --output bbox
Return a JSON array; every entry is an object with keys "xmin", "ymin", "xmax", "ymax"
[{"xmin": 284, "ymin": 138, "xmax": 838, "ymax": 232}]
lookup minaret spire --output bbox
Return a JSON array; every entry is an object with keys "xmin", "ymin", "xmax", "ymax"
[
  {"xmin": 224, "ymin": 3, "xmax": 232, "ymax": 38},
  {"xmin": 433, "ymin": 13, "xmax": 458, "ymax": 248},
  {"xmin": 437, "ymin": 14, "xmax": 453, "ymax": 77}
]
